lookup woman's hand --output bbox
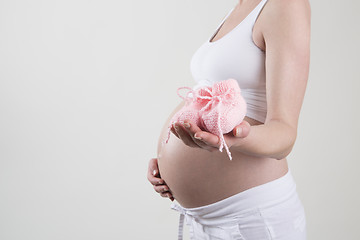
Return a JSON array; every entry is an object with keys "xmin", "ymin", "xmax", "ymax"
[
  {"xmin": 147, "ymin": 158, "xmax": 174, "ymax": 201},
  {"xmin": 170, "ymin": 119, "xmax": 251, "ymax": 152}
]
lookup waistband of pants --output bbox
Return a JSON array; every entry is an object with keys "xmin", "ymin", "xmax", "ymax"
[{"xmin": 171, "ymin": 169, "xmax": 298, "ymax": 239}]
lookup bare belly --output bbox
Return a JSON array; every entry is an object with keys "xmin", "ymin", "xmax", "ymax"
[{"xmin": 157, "ymin": 101, "xmax": 288, "ymax": 208}]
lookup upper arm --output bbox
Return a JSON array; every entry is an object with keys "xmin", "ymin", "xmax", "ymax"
[{"xmin": 262, "ymin": 0, "xmax": 311, "ymax": 129}]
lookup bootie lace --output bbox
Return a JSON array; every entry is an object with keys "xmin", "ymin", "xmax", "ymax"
[{"xmin": 196, "ymin": 87, "xmax": 235, "ymax": 160}]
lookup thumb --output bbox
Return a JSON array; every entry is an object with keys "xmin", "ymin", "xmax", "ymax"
[
  {"xmin": 148, "ymin": 158, "xmax": 159, "ymax": 177},
  {"xmin": 233, "ymin": 121, "xmax": 251, "ymax": 138}
]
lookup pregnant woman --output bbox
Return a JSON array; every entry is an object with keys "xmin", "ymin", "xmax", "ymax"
[{"xmin": 147, "ymin": 0, "xmax": 311, "ymax": 239}]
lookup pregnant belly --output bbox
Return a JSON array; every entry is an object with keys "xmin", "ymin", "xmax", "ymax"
[
  {"xmin": 156, "ymin": 104, "xmax": 288, "ymax": 208},
  {"xmin": 157, "ymin": 132, "xmax": 235, "ymax": 207}
]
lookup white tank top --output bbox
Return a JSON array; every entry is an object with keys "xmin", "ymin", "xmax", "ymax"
[{"xmin": 190, "ymin": 0, "xmax": 268, "ymax": 123}]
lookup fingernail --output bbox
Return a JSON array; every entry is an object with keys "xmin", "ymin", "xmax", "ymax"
[
  {"xmin": 152, "ymin": 170, "xmax": 157, "ymax": 176},
  {"xmin": 163, "ymin": 187, "xmax": 168, "ymax": 192},
  {"xmin": 194, "ymin": 134, "xmax": 202, "ymax": 140},
  {"xmin": 158, "ymin": 180, "xmax": 163, "ymax": 184},
  {"xmin": 236, "ymin": 127, "xmax": 242, "ymax": 136},
  {"xmin": 183, "ymin": 122, "xmax": 190, "ymax": 129}
]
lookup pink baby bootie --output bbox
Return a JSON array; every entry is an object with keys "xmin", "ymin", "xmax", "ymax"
[
  {"xmin": 163, "ymin": 79, "xmax": 247, "ymax": 160},
  {"xmin": 200, "ymin": 79, "xmax": 247, "ymax": 160},
  {"xmin": 163, "ymin": 86, "xmax": 212, "ymax": 145}
]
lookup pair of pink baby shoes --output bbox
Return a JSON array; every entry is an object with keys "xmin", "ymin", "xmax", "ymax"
[{"xmin": 163, "ymin": 78, "xmax": 247, "ymax": 160}]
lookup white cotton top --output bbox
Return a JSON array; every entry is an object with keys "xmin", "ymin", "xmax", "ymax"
[{"xmin": 190, "ymin": 0, "xmax": 268, "ymax": 123}]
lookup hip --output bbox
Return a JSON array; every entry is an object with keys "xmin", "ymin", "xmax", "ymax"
[{"xmin": 171, "ymin": 169, "xmax": 307, "ymax": 240}]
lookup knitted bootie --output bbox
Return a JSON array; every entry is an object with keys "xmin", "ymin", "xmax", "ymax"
[
  {"xmin": 200, "ymin": 79, "xmax": 247, "ymax": 160},
  {"xmin": 162, "ymin": 79, "xmax": 247, "ymax": 161},
  {"xmin": 163, "ymin": 86, "xmax": 213, "ymax": 145}
]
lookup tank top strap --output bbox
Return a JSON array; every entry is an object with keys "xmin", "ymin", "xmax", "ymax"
[
  {"xmin": 209, "ymin": 7, "xmax": 235, "ymax": 42},
  {"xmin": 249, "ymin": 0, "xmax": 269, "ymax": 27}
]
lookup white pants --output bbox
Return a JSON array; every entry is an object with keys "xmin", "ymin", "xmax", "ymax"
[{"xmin": 171, "ymin": 169, "xmax": 306, "ymax": 240}]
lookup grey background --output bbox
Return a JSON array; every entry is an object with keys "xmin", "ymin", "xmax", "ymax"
[{"xmin": 0, "ymin": 0, "xmax": 359, "ymax": 239}]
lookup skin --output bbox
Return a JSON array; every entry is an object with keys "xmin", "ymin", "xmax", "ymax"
[{"xmin": 147, "ymin": 0, "xmax": 311, "ymax": 202}]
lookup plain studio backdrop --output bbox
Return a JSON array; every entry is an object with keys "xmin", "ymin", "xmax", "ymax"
[{"xmin": 0, "ymin": 0, "xmax": 359, "ymax": 239}]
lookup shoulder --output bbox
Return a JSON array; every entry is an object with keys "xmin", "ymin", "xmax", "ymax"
[
  {"xmin": 259, "ymin": 0, "xmax": 311, "ymax": 49},
  {"xmin": 262, "ymin": 0, "xmax": 311, "ymax": 28},
  {"xmin": 264, "ymin": 0, "xmax": 311, "ymax": 14}
]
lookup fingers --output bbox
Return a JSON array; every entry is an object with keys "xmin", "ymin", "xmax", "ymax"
[
  {"xmin": 193, "ymin": 131, "xmax": 221, "ymax": 150},
  {"xmin": 173, "ymin": 120, "xmax": 215, "ymax": 151},
  {"xmin": 173, "ymin": 122, "xmax": 198, "ymax": 148},
  {"xmin": 153, "ymin": 181, "xmax": 174, "ymax": 200},
  {"xmin": 147, "ymin": 158, "xmax": 175, "ymax": 201},
  {"xmin": 173, "ymin": 120, "xmax": 220, "ymax": 152},
  {"xmin": 147, "ymin": 158, "xmax": 164, "ymax": 185},
  {"xmin": 232, "ymin": 120, "xmax": 251, "ymax": 138},
  {"xmin": 170, "ymin": 124, "xmax": 180, "ymax": 138},
  {"xmin": 160, "ymin": 192, "xmax": 174, "ymax": 200},
  {"xmin": 192, "ymin": 120, "xmax": 251, "ymax": 150},
  {"xmin": 182, "ymin": 121, "xmax": 206, "ymax": 145},
  {"xmin": 183, "ymin": 121, "xmax": 219, "ymax": 151},
  {"xmin": 154, "ymin": 184, "xmax": 170, "ymax": 193},
  {"xmin": 147, "ymin": 158, "xmax": 159, "ymax": 179}
]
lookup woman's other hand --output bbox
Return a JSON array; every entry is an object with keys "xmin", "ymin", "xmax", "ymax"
[
  {"xmin": 170, "ymin": 120, "xmax": 251, "ymax": 152},
  {"xmin": 147, "ymin": 158, "xmax": 174, "ymax": 201}
]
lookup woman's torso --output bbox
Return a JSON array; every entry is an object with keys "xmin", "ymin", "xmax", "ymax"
[
  {"xmin": 158, "ymin": 105, "xmax": 288, "ymax": 208},
  {"xmin": 157, "ymin": 0, "xmax": 288, "ymax": 208}
]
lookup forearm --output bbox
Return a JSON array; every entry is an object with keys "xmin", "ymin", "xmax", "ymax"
[{"xmin": 231, "ymin": 119, "xmax": 297, "ymax": 160}]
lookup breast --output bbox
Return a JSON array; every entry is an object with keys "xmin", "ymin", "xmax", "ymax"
[
  {"xmin": 190, "ymin": 37, "xmax": 266, "ymax": 90},
  {"xmin": 190, "ymin": 37, "xmax": 267, "ymax": 124}
]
